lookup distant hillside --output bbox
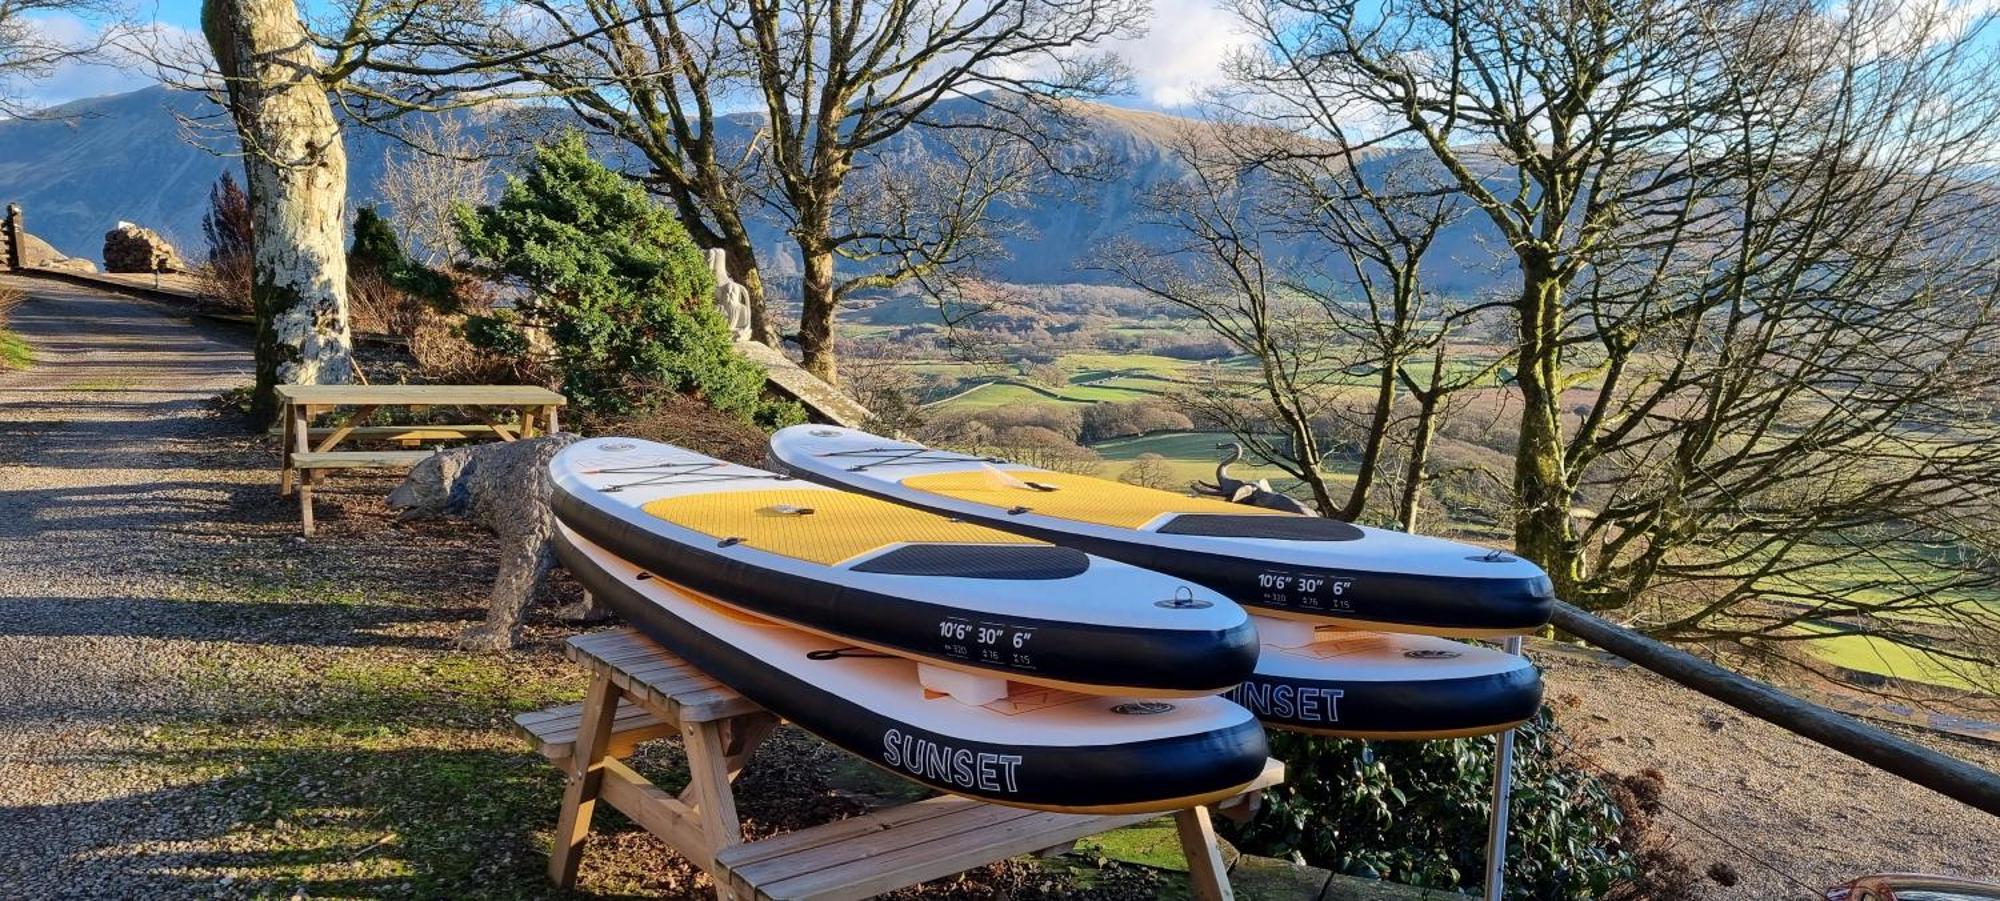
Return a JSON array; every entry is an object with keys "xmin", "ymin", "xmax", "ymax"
[{"xmin": 0, "ymin": 86, "xmax": 1510, "ymax": 292}]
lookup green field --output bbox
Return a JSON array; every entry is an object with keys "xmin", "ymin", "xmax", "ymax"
[
  {"xmin": 943, "ymin": 378, "xmax": 1167, "ymax": 408},
  {"xmin": 1092, "ymin": 431, "xmax": 1338, "ymax": 490},
  {"xmin": 1797, "ymin": 623, "xmax": 1997, "ymax": 693}
]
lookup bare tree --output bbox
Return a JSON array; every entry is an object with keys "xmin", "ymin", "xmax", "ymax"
[
  {"xmin": 164, "ymin": 0, "xmax": 633, "ymax": 423},
  {"xmin": 433, "ymin": 0, "xmax": 1144, "ymax": 382},
  {"xmin": 374, "ymin": 114, "xmax": 495, "ymax": 266},
  {"xmin": 1203, "ymin": 0, "xmax": 2000, "ymax": 683},
  {"xmin": 1102, "ymin": 120, "xmax": 1489, "ymax": 525},
  {"xmin": 0, "ymin": 0, "xmax": 122, "ymax": 116},
  {"xmin": 735, "ymin": 0, "xmax": 1145, "ymax": 383}
]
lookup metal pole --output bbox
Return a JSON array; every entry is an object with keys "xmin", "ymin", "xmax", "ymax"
[{"xmin": 1482, "ymin": 635, "xmax": 1524, "ymax": 901}]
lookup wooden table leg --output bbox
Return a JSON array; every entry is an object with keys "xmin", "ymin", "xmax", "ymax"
[
  {"xmin": 543, "ymin": 404, "xmax": 560, "ymax": 435},
  {"xmin": 680, "ymin": 719, "xmax": 748, "ymax": 900},
  {"xmin": 293, "ymin": 403, "xmax": 315, "ymax": 536},
  {"xmin": 1174, "ymin": 805, "xmax": 1235, "ymax": 901},
  {"xmin": 720, "ymin": 713, "xmax": 779, "ymax": 781},
  {"xmin": 312, "ymin": 404, "xmax": 378, "ymax": 452},
  {"xmin": 549, "ymin": 674, "xmax": 621, "ymax": 888},
  {"xmin": 279, "ymin": 403, "xmax": 296, "ymax": 497}
]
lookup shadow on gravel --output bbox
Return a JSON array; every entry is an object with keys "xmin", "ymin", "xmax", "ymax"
[
  {"xmin": 0, "ymin": 595, "xmax": 460, "ymax": 649},
  {"xmin": 0, "ymin": 413, "xmax": 260, "ymax": 472},
  {"xmin": 0, "ymin": 746, "xmax": 648, "ymax": 900},
  {"xmin": 0, "ymin": 482, "xmax": 292, "ymax": 540},
  {"xmin": 0, "ymin": 727, "xmax": 878, "ymax": 900}
]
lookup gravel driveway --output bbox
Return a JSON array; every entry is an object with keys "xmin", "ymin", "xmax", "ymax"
[{"xmin": 0, "ymin": 275, "xmax": 272, "ymax": 895}]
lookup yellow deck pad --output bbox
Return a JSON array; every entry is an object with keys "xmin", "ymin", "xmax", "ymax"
[
  {"xmin": 642, "ymin": 488, "xmax": 1038, "ymax": 566},
  {"xmin": 900, "ymin": 468, "xmax": 1281, "ymax": 530}
]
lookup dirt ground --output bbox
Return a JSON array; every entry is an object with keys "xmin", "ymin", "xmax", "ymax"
[{"xmin": 1543, "ymin": 651, "xmax": 2000, "ymax": 897}]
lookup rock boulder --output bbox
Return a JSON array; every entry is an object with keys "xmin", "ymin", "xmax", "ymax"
[
  {"xmin": 102, "ymin": 222, "xmax": 185, "ymax": 273},
  {"xmin": 19, "ymin": 232, "xmax": 97, "ymax": 273}
]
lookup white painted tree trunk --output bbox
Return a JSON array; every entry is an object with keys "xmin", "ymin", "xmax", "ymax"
[{"xmin": 204, "ymin": 0, "xmax": 353, "ymax": 424}]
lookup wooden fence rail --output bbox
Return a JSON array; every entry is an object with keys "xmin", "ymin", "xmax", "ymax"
[{"xmin": 1549, "ymin": 601, "xmax": 2000, "ymax": 817}]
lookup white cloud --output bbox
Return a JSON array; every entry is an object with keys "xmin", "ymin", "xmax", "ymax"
[
  {"xmin": 1114, "ymin": 0, "xmax": 1248, "ymax": 109},
  {"xmin": 2, "ymin": 14, "xmax": 207, "ymax": 111}
]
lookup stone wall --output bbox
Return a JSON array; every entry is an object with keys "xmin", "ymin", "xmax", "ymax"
[{"xmin": 4, "ymin": 204, "xmax": 98, "ymax": 273}]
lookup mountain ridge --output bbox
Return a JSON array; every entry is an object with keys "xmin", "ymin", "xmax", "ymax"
[{"xmin": 0, "ymin": 86, "xmax": 1508, "ymax": 292}]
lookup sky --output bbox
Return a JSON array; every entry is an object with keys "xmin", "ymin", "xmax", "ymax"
[{"xmin": 14, "ymin": 0, "xmax": 1248, "ymax": 112}]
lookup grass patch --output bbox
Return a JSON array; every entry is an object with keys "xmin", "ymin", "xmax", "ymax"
[
  {"xmin": 0, "ymin": 329, "xmax": 29, "ymax": 370},
  {"xmin": 65, "ymin": 375, "xmax": 141, "ymax": 391},
  {"xmin": 133, "ymin": 725, "xmax": 568, "ymax": 899},
  {"xmin": 1075, "ymin": 818, "xmax": 1192, "ymax": 872}
]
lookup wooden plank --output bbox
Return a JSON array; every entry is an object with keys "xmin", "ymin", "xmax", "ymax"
[
  {"xmin": 566, "ymin": 630, "xmax": 762, "ymax": 722},
  {"xmin": 682, "ymin": 719, "xmax": 747, "ymax": 880},
  {"xmin": 312, "ymin": 404, "xmax": 379, "ymax": 453},
  {"xmin": 716, "ymin": 797, "xmax": 1005, "ymax": 872},
  {"xmin": 266, "ymin": 424, "xmax": 504, "ymax": 441},
  {"xmin": 718, "ymin": 760, "xmax": 1283, "ymax": 900},
  {"xmin": 548, "ymin": 676, "xmax": 621, "ymax": 888},
  {"xmin": 598, "ymin": 758, "xmax": 721, "ymax": 868},
  {"xmin": 290, "ymin": 450, "xmax": 434, "ymax": 469},
  {"xmin": 514, "ymin": 700, "xmax": 676, "ymax": 765},
  {"xmin": 1174, "ymin": 805, "xmax": 1233, "ymax": 901},
  {"xmin": 292, "ymin": 402, "xmax": 314, "ymax": 536},
  {"xmin": 279, "ymin": 403, "xmax": 297, "ymax": 496},
  {"xmin": 752, "ymin": 807, "xmax": 1163, "ymax": 901},
  {"xmin": 726, "ymin": 802, "xmax": 1048, "ymax": 887},
  {"xmin": 274, "ymin": 384, "xmax": 567, "ymax": 406}
]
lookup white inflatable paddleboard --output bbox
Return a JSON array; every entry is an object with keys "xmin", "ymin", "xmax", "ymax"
[
  {"xmin": 555, "ymin": 526, "xmax": 1271, "ymax": 813},
  {"xmin": 551, "ymin": 437, "xmax": 1259, "ymax": 698},
  {"xmin": 768, "ymin": 426, "xmax": 1556, "ymax": 638},
  {"xmin": 1230, "ymin": 616, "xmax": 1542, "ymax": 738}
]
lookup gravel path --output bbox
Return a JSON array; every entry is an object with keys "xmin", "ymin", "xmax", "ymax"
[{"xmin": 0, "ymin": 276, "xmax": 272, "ymax": 895}]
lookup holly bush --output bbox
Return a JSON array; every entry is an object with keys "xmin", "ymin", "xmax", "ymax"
[
  {"xmin": 450, "ymin": 132, "xmax": 800, "ymax": 428},
  {"xmin": 1224, "ymin": 709, "xmax": 1634, "ymax": 899}
]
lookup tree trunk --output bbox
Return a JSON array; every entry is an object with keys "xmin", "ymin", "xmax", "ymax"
[
  {"xmin": 1511, "ymin": 264, "xmax": 1578, "ymax": 597},
  {"xmin": 797, "ymin": 243, "xmax": 838, "ymax": 384},
  {"xmin": 1340, "ymin": 359, "xmax": 1401, "ymax": 521},
  {"xmin": 204, "ymin": 0, "xmax": 353, "ymax": 426},
  {"xmin": 1398, "ymin": 390, "xmax": 1440, "ymax": 533}
]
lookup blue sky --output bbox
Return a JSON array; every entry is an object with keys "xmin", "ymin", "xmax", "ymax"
[{"xmin": 21, "ymin": 0, "xmax": 1246, "ymax": 111}]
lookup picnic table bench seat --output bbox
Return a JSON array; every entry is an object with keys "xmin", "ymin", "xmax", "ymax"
[
  {"xmin": 289, "ymin": 450, "xmax": 437, "ymax": 470},
  {"xmin": 516, "ymin": 627, "xmax": 1282, "ymax": 901}
]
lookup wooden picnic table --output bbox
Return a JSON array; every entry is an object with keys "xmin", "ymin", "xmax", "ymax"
[
  {"xmin": 517, "ymin": 628, "xmax": 1283, "ymax": 901},
  {"xmin": 276, "ymin": 383, "xmax": 566, "ymax": 536}
]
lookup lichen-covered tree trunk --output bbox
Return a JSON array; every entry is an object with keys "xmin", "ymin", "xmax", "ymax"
[{"xmin": 204, "ymin": 0, "xmax": 353, "ymax": 426}]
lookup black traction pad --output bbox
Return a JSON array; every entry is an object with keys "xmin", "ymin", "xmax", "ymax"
[
  {"xmin": 850, "ymin": 543, "xmax": 1092, "ymax": 579},
  {"xmin": 1155, "ymin": 514, "xmax": 1364, "ymax": 541}
]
